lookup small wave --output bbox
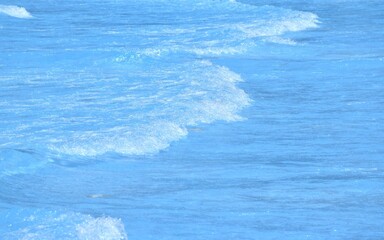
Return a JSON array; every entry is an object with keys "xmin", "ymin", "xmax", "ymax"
[
  {"xmin": 0, "ymin": 148, "xmax": 49, "ymax": 178},
  {"xmin": 264, "ymin": 36, "xmax": 297, "ymax": 45},
  {"xmin": 1, "ymin": 209, "xmax": 128, "ymax": 240},
  {"xmin": 76, "ymin": 217, "xmax": 127, "ymax": 240},
  {"xmin": 234, "ymin": 12, "xmax": 319, "ymax": 38},
  {"xmin": 50, "ymin": 60, "xmax": 251, "ymax": 156},
  {"xmin": 120, "ymin": 4, "xmax": 318, "ymax": 59},
  {"xmin": 0, "ymin": 5, "xmax": 33, "ymax": 19}
]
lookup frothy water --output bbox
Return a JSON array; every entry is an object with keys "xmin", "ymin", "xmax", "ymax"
[
  {"xmin": 0, "ymin": 5, "xmax": 33, "ymax": 19},
  {"xmin": 2, "ymin": 0, "xmax": 382, "ymax": 239},
  {"xmin": 0, "ymin": 0, "xmax": 318, "ymax": 158},
  {"xmin": 1, "ymin": 209, "xmax": 127, "ymax": 240},
  {"xmin": 1, "ymin": 1, "xmax": 320, "ymax": 237}
]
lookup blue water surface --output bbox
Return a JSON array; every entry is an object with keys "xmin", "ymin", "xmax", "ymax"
[{"xmin": 0, "ymin": 0, "xmax": 383, "ymax": 239}]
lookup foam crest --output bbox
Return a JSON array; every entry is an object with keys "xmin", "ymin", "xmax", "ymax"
[
  {"xmin": 76, "ymin": 217, "xmax": 128, "ymax": 240},
  {"xmin": 264, "ymin": 36, "xmax": 297, "ymax": 45},
  {"xmin": 0, "ymin": 5, "xmax": 33, "ymax": 19},
  {"xmin": 234, "ymin": 12, "xmax": 319, "ymax": 38},
  {"xmin": 1, "ymin": 209, "xmax": 128, "ymax": 240},
  {"xmin": 50, "ymin": 61, "xmax": 251, "ymax": 156},
  {"xmin": 124, "ymin": 4, "xmax": 319, "ymax": 59},
  {"xmin": 54, "ymin": 122, "xmax": 188, "ymax": 156},
  {"xmin": 0, "ymin": 0, "xmax": 319, "ymax": 158}
]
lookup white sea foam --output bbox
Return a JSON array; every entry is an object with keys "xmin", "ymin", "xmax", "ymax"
[
  {"xmin": 2, "ymin": 210, "xmax": 128, "ymax": 240},
  {"xmin": 234, "ymin": 12, "xmax": 319, "ymax": 38},
  {"xmin": 54, "ymin": 122, "xmax": 189, "ymax": 156},
  {"xmin": 127, "ymin": 5, "xmax": 319, "ymax": 58},
  {"xmin": 0, "ymin": 0, "xmax": 319, "ymax": 158},
  {"xmin": 50, "ymin": 60, "xmax": 251, "ymax": 156},
  {"xmin": 0, "ymin": 5, "xmax": 33, "ymax": 19},
  {"xmin": 265, "ymin": 36, "xmax": 297, "ymax": 45},
  {"xmin": 76, "ymin": 217, "xmax": 128, "ymax": 240}
]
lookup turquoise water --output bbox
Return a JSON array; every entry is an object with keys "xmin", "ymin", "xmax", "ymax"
[{"xmin": 1, "ymin": 0, "xmax": 383, "ymax": 239}]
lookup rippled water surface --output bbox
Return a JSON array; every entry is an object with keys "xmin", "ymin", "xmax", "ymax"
[{"xmin": 1, "ymin": 0, "xmax": 383, "ymax": 239}]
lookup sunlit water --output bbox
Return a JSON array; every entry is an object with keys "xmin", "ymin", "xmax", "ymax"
[{"xmin": 1, "ymin": 0, "xmax": 383, "ymax": 239}]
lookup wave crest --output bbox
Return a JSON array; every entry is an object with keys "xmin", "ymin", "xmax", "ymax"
[
  {"xmin": 1, "ymin": 209, "xmax": 128, "ymax": 240},
  {"xmin": 0, "ymin": 5, "xmax": 33, "ymax": 19},
  {"xmin": 50, "ymin": 60, "xmax": 251, "ymax": 156}
]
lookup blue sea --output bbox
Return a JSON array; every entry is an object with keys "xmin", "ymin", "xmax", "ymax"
[{"xmin": 1, "ymin": 0, "xmax": 383, "ymax": 239}]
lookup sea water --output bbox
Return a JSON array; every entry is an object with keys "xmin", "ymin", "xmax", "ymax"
[{"xmin": 0, "ymin": 0, "xmax": 383, "ymax": 239}]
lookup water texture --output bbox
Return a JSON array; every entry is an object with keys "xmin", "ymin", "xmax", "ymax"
[{"xmin": 0, "ymin": 0, "xmax": 383, "ymax": 239}]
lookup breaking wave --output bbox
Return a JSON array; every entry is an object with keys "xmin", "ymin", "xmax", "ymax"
[
  {"xmin": 0, "ymin": 0, "xmax": 319, "ymax": 157},
  {"xmin": 1, "ymin": 209, "xmax": 127, "ymax": 240},
  {"xmin": 0, "ymin": 5, "xmax": 33, "ymax": 19}
]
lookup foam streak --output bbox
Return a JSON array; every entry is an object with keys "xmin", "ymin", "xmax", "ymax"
[{"xmin": 0, "ymin": 5, "xmax": 33, "ymax": 19}]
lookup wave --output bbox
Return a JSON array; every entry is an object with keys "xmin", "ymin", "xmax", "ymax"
[
  {"xmin": 0, "ymin": 60, "xmax": 250, "ymax": 157},
  {"xmin": 49, "ymin": 60, "xmax": 251, "ymax": 156},
  {"xmin": 1, "ymin": 208, "xmax": 127, "ymax": 240},
  {"xmin": 121, "ymin": 4, "xmax": 319, "ymax": 59},
  {"xmin": 0, "ymin": 0, "xmax": 319, "ymax": 158},
  {"xmin": 0, "ymin": 5, "xmax": 33, "ymax": 19},
  {"xmin": 0, "ymin": 148, "xmax": 50, "ymax": 178}
]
